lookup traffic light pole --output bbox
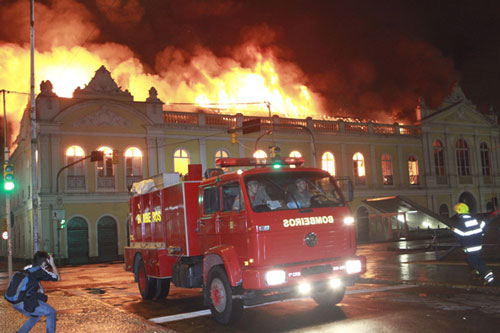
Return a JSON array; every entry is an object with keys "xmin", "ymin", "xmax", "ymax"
[{"xmin": 2, "ymin": 89, "xmax": 13, "ymax": 278}]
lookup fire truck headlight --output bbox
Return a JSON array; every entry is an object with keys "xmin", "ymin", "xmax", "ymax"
[
  {"xmin": 265, "ymin": 270, "xmax": 286, "ymax": 286},
  {"xmin": 344, "ymin": 216, "xmax": 355, "ymax": 225},
  {"xmin": 329, "ymin": 278, "xmax": 342, "ymax": 289},
  {"xmin": 345, "ymin": 259, "xmax": 362, "ymax": 274},
  {"xmin": 298, "ymin": 282, "xmax": 311, "ymax": 294}
]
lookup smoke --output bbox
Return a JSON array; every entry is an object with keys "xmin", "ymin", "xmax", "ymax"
[{"xmin": 0, "ymin": 0, "xmax": 459, "ymax": 134}]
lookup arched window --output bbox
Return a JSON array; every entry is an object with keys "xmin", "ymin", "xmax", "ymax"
[
  {"xmin": 253, "ymin": 150, "xmax": 267, "ymax": 158},
  {"xmin": 456, "ymin": 138, "xmax": 470, "ymax": 176},
  {"xmin": 439, "ymin": 204, "xmax": 449, "ymax": 219},
  {"xmin": 352, "ymin": 152, "xmax": 365, "ymax": 185},
  {"xmin": 97, "ymin": 146, "xmax": 114, "ymax": 177},
  {"xmin": 65, "ymin": 146, "xmax": 85, "ymax": 189},
  {"xmin": 125, "ymin": 147, "xmax": 143, "ymax": 176},
  {"xmin": 433, "ymin": 139, "xmax": 445, "ymax": 176},
  {"xmin": 289, "ymin": 150, "xmax": 302, "ymax": 169},
  {"xmin": 215, "ymin": 148, "xmax": 230, "ymax": 171},
  {"xmin": 125, "ymin": 147, "xmax": 143, "ymax": 188},
  {"xmin": 480, "ymin": 142, "xmax": 491, "ymax": 176},
  {"xmin": 97, "ymin": 146, "xmax": 115, "ymax": 189},
  {"xmin": 321, "ymin": 152, "xmax": 335, "ymax": 176},
  {"xmin": 381, "ymin": 153, "xmax": 393, "ymax": 185},
  {"xmin": 215, "ymin": 149, "xmax": 229, "ymax": 164},
  {"xmin": 174, "ymin": 148, "xmax": 190, "ymax": 176},
  {"xmin": 408, "ymin": 155, "xmax": 419, "ymax": 185}
]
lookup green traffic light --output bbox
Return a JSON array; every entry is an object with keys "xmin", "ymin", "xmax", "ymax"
[
  {"xmin": 272, "ymin": 163, "xmax": 282, "ymax": 169},
  {"xmin": 60, "ymin": 219, "xmax": 66, "ymax": 229},
  {"xmin": 4, "ymin": 181, "xmax": 14, "ymax": 191}
]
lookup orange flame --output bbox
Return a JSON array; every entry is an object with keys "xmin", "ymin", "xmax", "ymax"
[{"xmin": 0, "ymin": 41, "xmax": 324, "ymax": 147}]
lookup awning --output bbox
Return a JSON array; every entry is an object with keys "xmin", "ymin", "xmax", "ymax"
[{"xmin": 362, "ymin": 196, "xmax": 452, "ymax": 228}]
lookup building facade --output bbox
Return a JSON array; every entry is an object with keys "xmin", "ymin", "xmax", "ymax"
[{"xmin": 2, "ymin": 66, "xmax": 499, "ymax": 263}]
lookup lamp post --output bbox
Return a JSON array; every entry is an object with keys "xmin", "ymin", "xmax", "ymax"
[{"xmin": 2, "ymin": 89, "xmax": 13, "ymax": 278}]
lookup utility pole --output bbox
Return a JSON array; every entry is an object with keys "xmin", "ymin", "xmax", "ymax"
[
  {"xmin": 2, "ymin": 89, "xmax": 13, "ymax": 278},
  {"xmin": 30, "ymin": 0, "xmax": 39, "ymax": 252}
]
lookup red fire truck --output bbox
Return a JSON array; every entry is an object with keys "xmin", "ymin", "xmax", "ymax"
[{"xmin": 124, "ymin": 157, "xmax": 366, "ymax": 324}]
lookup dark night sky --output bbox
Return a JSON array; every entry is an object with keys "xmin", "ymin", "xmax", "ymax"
[{"xmin": 1, "ymin": 0, "xmax": 500, "ymax": 123}]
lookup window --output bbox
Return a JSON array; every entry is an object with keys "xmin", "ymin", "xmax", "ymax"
[
  {"xmin": 353, "ymin": 152, "xmax": 366, "ymax": 185},
  {"xmin": 97, "ymin": 146, "xmax": 114, "ymax": 177},
  {"xmin": 97, "ymin": 146, "xmax": 115, "ymax": 189},
  {"xmin": 222, "ymin": 182, "xmax": 242, "ymax": 212},
  {"xmin": 253, "ymin": 150, "xmax": 267, "ymax": 158},
  {"xmin": 321, "ymin": 152, "xmax": 335, "ymax": 176},
  {"xmin": 203, "ymin": 187, "xmax": 219, "ymax": 215},
  {"xmin": 65, "ymin": 146, "xmax": 85, "ymax": 190},
  {"xmin": 439, "ymin": 204, "xmax": 449, "ymax": 219},
  {"xmin": 480, "ymin": 142, "xmax": 491, "ymax": 176},
  {"xmin": 215, "ymin": 149, "xmax": 230, "ymax": 171},
  {"xmin": 125, "ymin": 147, "xmax": 143, "ymax": 176},
  {"xmin": 381, "ymin": 154, "xmax": 393, "ymax": 185},
  {"xmin": 433, "ymin": 140, "xmax": 445, "ymax": 176},
  {"xmin": 408, "ymin": 155, "xmax": 419, "ymax": 185},
  {"xmin": 173, "ymin": 148, "xmax": 190, "ymax": 176},
  {"xmin": 125, "ymin": 147, "xmax": 143, "ymax": 188},
  {"xmin": 456, "ymin": 139, "xmax": 470, "ymax": 176},
  {"xmin": 289, "ymin": 150, "xmax": 302, "ymax": 169}
]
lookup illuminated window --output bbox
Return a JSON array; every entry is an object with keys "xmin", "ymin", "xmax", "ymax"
[
  {"xmin": 433, "ymin": 140, "xmax": 445, "ymax": 176},
  {"xmin": 353, "ymin": 152, "xmax": 365, "ymax": 185},
  {"xmin": 408, "ymin": 155, "xmax": 419, "ymax": 185},
  {"xmin": 480, "ymin": 142, "xmax": 491, "ymax": 176},
  {"xmin": 215, "ymin": 148, "xmax": 230, "ymax": 171},
  {"xmin": 253, "ymin": 150, "xmax": 267, "ymax": 158},
  {"xmin": 456, "ymin": 139, "xmax": 470, "ymax": 176},
  {"xmin": 97, "ymin": 146, "xmax": 114, "ymax": 177},
  {"xmin": 289, "ymin": 151, "xmax": 302, "ymax": 169},
  {"xmin": 215, "ymin": 149, "xmax": 229, "ymax": 164},
  {"xmin": 321, "ymin": 152, "xmax": 335, "ymax": 176},
  {"xmin": 174, "ymin": 148, "xmax": 190, "ymax": 176},
  {"xmin": 125, "ymin": 147, "xmax": 143, "ymax": 177},
  {"xmin": 65, "ymin": 146, "xmax": 85, "ymax": 176},
  {"xmin": 381, "ymin": 154, "xmax": 393, "ymax": 185},
  {"xmin": 65, "ymin": 145, "xmax": 85, "ymax": 190}
]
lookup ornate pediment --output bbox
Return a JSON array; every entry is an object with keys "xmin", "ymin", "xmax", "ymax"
[
  {"xmin": 72, "ymin": 106, "xmax": 134, "ymax": 128},
  {"xmin": 73, "ymin": 66, "xmax": 133, "ymax": 100}
]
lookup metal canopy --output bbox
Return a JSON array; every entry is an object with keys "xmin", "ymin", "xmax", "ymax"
[{"xmin": 363, "ymin": 196, "xmax": 452, "ymax": 228}]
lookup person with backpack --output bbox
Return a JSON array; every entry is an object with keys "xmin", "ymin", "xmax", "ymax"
[{"xmin": 6, "ymin": 251, "xmax": 60, "ymax": 332}]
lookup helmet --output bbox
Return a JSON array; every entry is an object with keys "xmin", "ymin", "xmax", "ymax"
[{"xmin": 454, "ymin": 202, "xmax": 469, "ymax": 214}]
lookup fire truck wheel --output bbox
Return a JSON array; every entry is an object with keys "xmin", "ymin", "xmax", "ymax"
[
  {"xmin": 137, "ymin": 259, "xmax": 156, "ymax": 300},
  {"xmin": 207, "ymin": 266, "xmax": 243, "ymax": 325},
  {"xmin": 154, "ymin": 278, "xmax": 171, "ymax": 299},
  {"xmin": 312, "ymin": 286, "xmax": 346, "ymax": 306}
]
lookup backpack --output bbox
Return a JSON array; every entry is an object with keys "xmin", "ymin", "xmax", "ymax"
[{"xmin": 4, "ymin": 270, "xmax": 36, "ymax": 304}]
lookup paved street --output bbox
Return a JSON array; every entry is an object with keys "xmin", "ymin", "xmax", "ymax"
[{"xmin": 1, "ymin": 239, "xmax": 500, "ymax": 332}]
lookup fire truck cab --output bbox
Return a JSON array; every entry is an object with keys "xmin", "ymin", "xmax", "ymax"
[{"xmin": 124, "ymin": 157, "xmax": 366, "ymax": 324}]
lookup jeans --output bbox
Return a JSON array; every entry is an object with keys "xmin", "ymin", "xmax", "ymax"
[{"xmin": 12, "ymin": 300, "xmax": 56, "ymax": 333}]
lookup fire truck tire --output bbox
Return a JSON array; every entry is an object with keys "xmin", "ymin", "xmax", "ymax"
[
  {"xmin": 312, "ymin": 286, "xmax": 346, "ymax": 306},
  {"xmin": 207, "ymin": 265, "xmax": 243, "ymax": 325},
  {"xmin": 154, "ymin": 278, "xmax": 171, "ymax": 299},
  {"xmin": 137, "ymin": 259, "xmax": 156, "ymax": 300}
]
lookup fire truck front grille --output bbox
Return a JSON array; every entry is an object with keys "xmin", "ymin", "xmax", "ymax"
[{"xmin": 301, "ymin": 264, "xmax": 332, "ymax": 276}]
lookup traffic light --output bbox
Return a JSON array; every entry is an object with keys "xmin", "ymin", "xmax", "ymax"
[
  {"xmin": 3, "ymin": 164, "xmax": 14, "ymax": 192},
  {"xmin": 112, "ymin": 149, "xmax": 120, "ymax": 164},
  {"xmin": 231, "ymin": 132, "xmax": 239, "ymax": 144},
  {"xmin": 59, "ymin": 219, "xmax": 66, "ymax": 229}
]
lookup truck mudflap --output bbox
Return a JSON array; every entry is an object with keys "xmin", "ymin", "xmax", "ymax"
[{"xmin": 240, "ymin": 255, "xmax": 366, "ymax": 291}]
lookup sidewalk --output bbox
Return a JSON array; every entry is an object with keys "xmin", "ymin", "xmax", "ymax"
[{"xmin": 0, "ymin": 290, "xmax": 175, "ymax": 333}]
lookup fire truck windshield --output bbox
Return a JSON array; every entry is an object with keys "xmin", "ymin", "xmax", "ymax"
[{"xmin": 244, "ymin": 171, "xmax": 345, "ymax": 212}]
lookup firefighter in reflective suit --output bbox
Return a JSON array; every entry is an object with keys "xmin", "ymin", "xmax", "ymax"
[{"xmin": 452, "ymin": 203, "xmax": 495, "ymax": 285}]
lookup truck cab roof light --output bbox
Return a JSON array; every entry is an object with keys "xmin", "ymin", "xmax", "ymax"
[{"xmin": 216, "ymin": 157, "xmax": 305, "ymax": 168}]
